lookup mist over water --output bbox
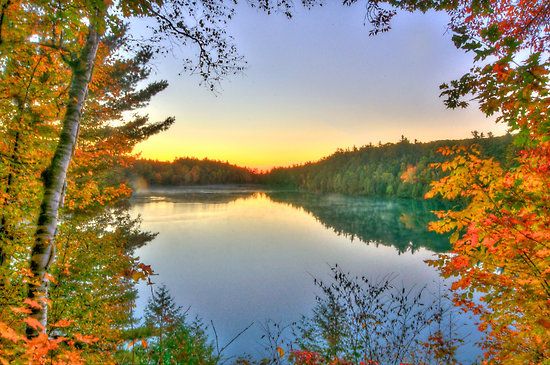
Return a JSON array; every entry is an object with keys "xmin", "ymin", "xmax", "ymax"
[{"xmin": 130, "ymin": 187, "xmax": 480, "ymax": 361}]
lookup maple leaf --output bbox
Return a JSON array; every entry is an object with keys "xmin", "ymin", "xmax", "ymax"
[
  {"xmin": 74, "ymin": 333, "xmax": 99, "ymax": 344},
  {"xmin": 23, "ymin": 298, "xmax": 42, "ymax": 310},
  {"xmin": 52, "ymin": 319, "xmax": 73, "ymax": 328},
  {"xmin": 10, "ymin": 306, "xmax": 32, "ymax": 315},
  {"xmin": 0, "ymin": 322, "xmax": 23, "ymax": 343},
  {"xmin": 23, "ymin": 317, "xmax": 44, "ymax": 331}
]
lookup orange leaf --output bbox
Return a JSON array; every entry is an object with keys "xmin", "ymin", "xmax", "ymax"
[
  {"xmin": 74, "ymin": 333, "xmax": 99, "ymax": 344},
  {"xmin": 52, "ymin": 319, "xmax": 73, "ymax": 328},
  {"xmin": 23, "ymin": 317, "xmax": 44, "ymax": 331},
  {"xmin": 0, "ymin": 322, "xmax": 23, "ymax": 342},
  {"xmin": 44, "ymin": 272, "xmax": 57, "ymax": 284},
  {"xmin": 24, "ymin": 298, "xmax": 41, "ymax": 309},
  {"xmin": 10, "ymin": 306, "xmax": 32, "ymax": 315}
]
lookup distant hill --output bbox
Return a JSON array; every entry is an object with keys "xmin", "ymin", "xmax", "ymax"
[
  {"xmin": 126, "ymin": 134, "xmax": 515, "ymax": 199},
  {"xmin": 261, "ymin": 134, "xmax": 515, "ymax": 199},
  {"xmin": 125, "ymin": 157, "xmax": 257, "ymax": 189}
]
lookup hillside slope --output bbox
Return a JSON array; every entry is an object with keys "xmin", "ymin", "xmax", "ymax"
[{"xmin": 262, "ymin": 134, "xmax": 514, "ymax": 198}]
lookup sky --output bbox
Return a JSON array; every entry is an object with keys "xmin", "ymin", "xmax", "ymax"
[{"xmin": 132, "ymin": 2, "xmax": 507, "ymax": 170}]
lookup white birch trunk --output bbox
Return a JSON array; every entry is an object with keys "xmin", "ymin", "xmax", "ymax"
[{"xmin": 26, "ymin": 26, "xmax": 99, "ymax": 337}]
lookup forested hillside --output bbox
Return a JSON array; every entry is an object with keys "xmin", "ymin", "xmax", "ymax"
[
  {"xmin": 262, "ymin": 134, "xmax": 515, "ymax": 198},
  {"xmin": 126, "ymin": 157, "xmax": 257, "ymax": 187},
  {"xmin": 128, "ymin": 135, "xmax": 514, "ymax": 198}
]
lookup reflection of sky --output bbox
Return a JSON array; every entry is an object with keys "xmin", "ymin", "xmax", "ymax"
[
  {"xmin": 131, "ymin": 191, "xmax": 480, "ymax": 361},
  {"xmin": 133, "ymin": 3, "xmax": 506, "ymax": 169}
]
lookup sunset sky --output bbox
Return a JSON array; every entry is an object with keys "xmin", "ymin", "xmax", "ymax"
[{"xmin": 133, "ymin": 2, "xmax": 506, "ymax": 170}]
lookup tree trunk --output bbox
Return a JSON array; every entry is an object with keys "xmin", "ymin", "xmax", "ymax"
[{"xmin": 26, "ymin": 26, "xmax": 99, "ymax": 338}]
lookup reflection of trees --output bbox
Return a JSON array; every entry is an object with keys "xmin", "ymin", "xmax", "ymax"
[
  {"xmin": 130, "ymin": 189, "xmax": 449, "ymax": 254},
  {"xmin": 131, "ymin": 187, "xmax": 257, "ymax": 205},
  {"xmin": 265, "ymin": 192, "xmax": 450, "ymax": 254}
]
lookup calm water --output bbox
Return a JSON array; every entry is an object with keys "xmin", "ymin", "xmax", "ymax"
[{"xmin": 130, "ymin": 187, "xmax": 478, "ymax": 361}]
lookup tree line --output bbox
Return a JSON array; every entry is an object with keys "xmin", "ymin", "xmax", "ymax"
[
  {"xmin": 127, "ymin": 134, "xmax": 514, "ymax": 200},
  {"xmin": 126, "ymin": 157, "xmax": 257, "ymax": 187},
  {"xmin": 262, "ymin": 134, "xmax": 515, "ymax": 198}
]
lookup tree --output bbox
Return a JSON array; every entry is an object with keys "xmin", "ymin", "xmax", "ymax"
[
  {"xmin": 425, "ymin": 144, "xmax": 549, "ymax": 362},
  {"xmin": 0, "ymin": 10, "xmax": 173, "ymax": 359},
  {"xmin": 135, "ymin": 284, "xmax": 216, "ymax": 365},
  {"xmin": 47, "ymin": 208, "xmax": 157, "ymax": 363},
  {"xmin": 389, "ymin": 0, "xmax": 550, "ymax": 362},
  {"xmin": 144, "ymin": 285, "xmax": 183, "ymax": 362},
  {"xmin": 27, "ymin": 22, "xmax": 102, "ymax": 338},
  {"xmin": 0, "ymin": 0, "xmax": 247, "ymax": 338},
  {"xmin": 299, "ymin": 0, "xmax": 548, "ymax": 361}
]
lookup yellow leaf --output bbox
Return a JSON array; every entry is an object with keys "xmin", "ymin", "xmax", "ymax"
[{"xmin": 131, "ymin": 271, "xmax": 143, "ymax": 281}]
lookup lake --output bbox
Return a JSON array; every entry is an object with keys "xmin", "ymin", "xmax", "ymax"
[{"xmin": 130, "ymin": 186, "xmax": 479, "ymax": 362}]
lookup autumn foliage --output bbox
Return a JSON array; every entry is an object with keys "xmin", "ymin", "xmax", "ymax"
[
  {"xmin": 0, "ymin": 0, "xmax": 170, "ymax": 362},
  {"xmin": 1, "ymin": 0, "xmax": 548, "ymax": 364},
  {"xmin": 425, "ymin": 143, "xmax": 549, "ymax": 362},
  {"xmin": 414, "ymin": 0, "xmax": 550, "ymax": 363}
]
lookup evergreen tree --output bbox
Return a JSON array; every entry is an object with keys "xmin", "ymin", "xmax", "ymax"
[
  {"xmin": 137, "ymin": 285, "xmax": 216, "ymax": 365},
  {"xmin": 145, "ymin": 285, "xmax": 183, "ymax": 341}
]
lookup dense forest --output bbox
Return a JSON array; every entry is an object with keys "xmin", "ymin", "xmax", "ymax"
[
  {"xmin": 262, "ymin": 134, "xmax": 515, "ymax": 198},
  {"xmin": 126, "ymin": 157, "xmax": 256, "ymax": 188},
  {"xmin": 128, "ymin": 134, "xmax": 514, "ymax": 200}
]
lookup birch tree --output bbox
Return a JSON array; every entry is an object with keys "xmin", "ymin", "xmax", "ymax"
[{"xmin": 1, "ymin": 0, "xmax": 247, "ymax": 338}]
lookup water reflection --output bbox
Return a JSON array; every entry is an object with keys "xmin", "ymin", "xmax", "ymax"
[
  {"xmin": 132, "ymin": 188, "xmax": 449, "ymax": 254},
  {"xmin": 131, "ymin": 186, "xmax": 257, "ymax": 204},
  {"xmin": 265, "ymin": 191, "xmax": 450, "ymax": 253},
  {"xmin": 130, "ymin": 188, "xmax": 466, "ymax": 359}
]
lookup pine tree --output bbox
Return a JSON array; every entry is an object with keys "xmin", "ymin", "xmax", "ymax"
[{"xmin": 141, "ymin": 284, "xmax": 216, "ymax": 365}]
